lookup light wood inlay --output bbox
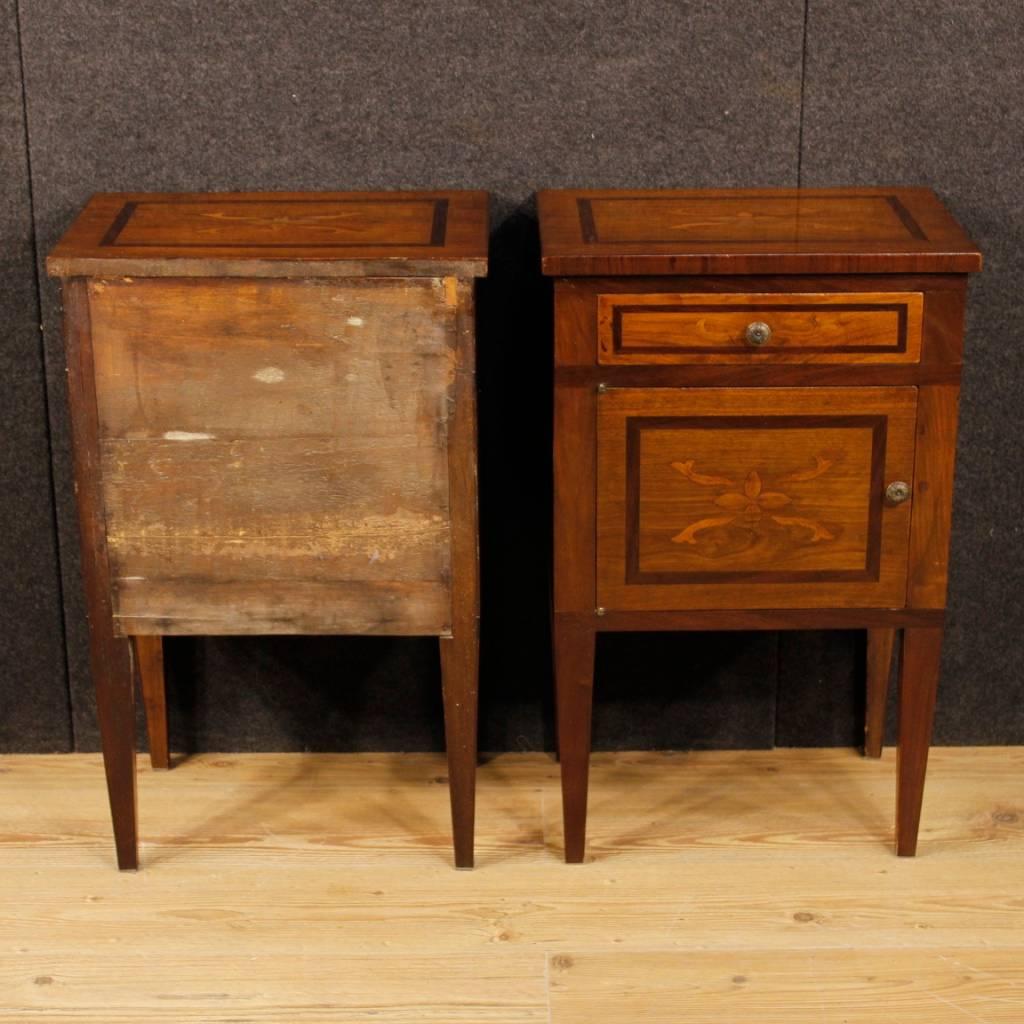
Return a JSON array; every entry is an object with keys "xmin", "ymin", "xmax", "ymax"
[
  {"xmin": 105, "ymin": 197, "xmax": 447, "ymax": 249},
  {"xmin": 538, "ymin": 187, "xmax": 983, "ymax": 275},
  {"xmin": 47, "ymin": 190, "xmax": 490, "ymax": 278},
  {"xmin": 598, "ymin": 291, "xmax": 924, "ymax": 364},
  {"xmin": 543, "ymin": 187, "xmax": 979, "ymax": 865},
  {"xmin": 49, "ymin": 190, "xmax": 488, "ymax": 871},
  {"xmin": 597, "ymin": 387, "xmax": 918, "ymax": 609}
]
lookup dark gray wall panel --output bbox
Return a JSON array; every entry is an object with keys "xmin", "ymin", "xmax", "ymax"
[
  {"xmin": 793, "ymin": 0, "xmax": 1024, "ymax": 744},
  {"xmin": 19, "ymin": 0, "xmax": 805, "ymax": 752},
  {"xmin": 775, "ymin": 632, "xmax": 863, "ymax": 749},
  {"xmin": 0, "ymin": 0, "xmax": 70, "ymax": 751}
]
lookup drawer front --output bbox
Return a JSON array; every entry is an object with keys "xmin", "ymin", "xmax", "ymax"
[
  {"xmin": 88, "ymin": 277, "xmax": 455, "ymax": 635},
  {"xmin": 597, "ymin": 387, "xmax": 917, "ymax": 610},
  {"xmin": 597, "ymin": 292, "xmax": 923, "ymax": 364}
]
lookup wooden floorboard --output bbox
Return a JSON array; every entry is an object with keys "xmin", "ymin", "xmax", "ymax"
[{"xmin": 1, "ymin": 749, "xmax": 1022, "ymax": 1021}]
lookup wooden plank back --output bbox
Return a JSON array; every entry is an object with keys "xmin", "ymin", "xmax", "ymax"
[{"xmin": 88, "ymin": 277, "xmax": 456, "ymax": 635}]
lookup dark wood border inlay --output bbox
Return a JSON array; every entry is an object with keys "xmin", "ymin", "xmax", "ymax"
[
  {"xmin": 611, "ymin": 301, "xmax": 909, "ymax": 356},
  {"xmin": 577, "ymin": 197, "xmax": 598, "ymax": 243},
  {"xmin": 623, "ymin": 414, "xmax": 887, "ymax": 585},
  {"xmin": 99, "ymin": 201, "xmax": 138, "ymax": 247},
  {"xmin": 430, "ymin": 198, "xmax": 450, "ymax": 247},
  {"xmin": 886, "ymin": 196, "xmax": 928, "ymax": 240},
  {"xmin": 562, "ymin": 607, "xmax": 945, "ymax": 631},
  {"xmin": 99, "ymin": 198, "xmax": 450, "ymax": 249},
  {"xmin": 577, "ymin": 195, "xmax": 929, "ymax": 246}
]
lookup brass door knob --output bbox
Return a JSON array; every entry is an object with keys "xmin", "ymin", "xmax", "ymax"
[
  {"xmin": 885, "ymin": 481, "xmax": 911, "ymax": 505},
  {"xmin": 744, "ymin": 321, "xmax": 772, "ymax": 346}
]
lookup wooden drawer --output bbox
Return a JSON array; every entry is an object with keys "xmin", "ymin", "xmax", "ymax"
[
  {"xmin": 597, "ymin": 292, "xmax": 923, "ymax": 364},
  {"xmin": 597, "ymin": 387, "xmax": 918, "ymax": 610}
]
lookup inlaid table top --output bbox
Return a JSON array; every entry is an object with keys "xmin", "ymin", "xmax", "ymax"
[
  {"xmin": 48, "ymin": 190, "xmax": 489, "ymax": 279},
  {"xmin": 538, "ymin": 187, "xmax": 982, "ymax": 276}
]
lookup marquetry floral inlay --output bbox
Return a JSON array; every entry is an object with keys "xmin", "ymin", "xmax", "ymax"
[{"xmin": 669, "ymin": 455, "xmax": 836, "ymax": 547}]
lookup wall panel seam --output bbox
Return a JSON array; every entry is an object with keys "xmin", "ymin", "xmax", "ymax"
[
  {"xmin": 14, "ymin": 0, "xmax": 74, "ymax": 751},
  {"xmin": 795, "ymin": 0, "xmax": 811, "ymax": 187}
]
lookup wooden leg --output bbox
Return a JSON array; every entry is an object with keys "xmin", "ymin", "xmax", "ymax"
[
  {"xmin": 864, "ymin": 627, "xmax": 896, "ymax": 758},
  {"xmin": 554, "ymin": 615, "xmax": 595, "ymax": 863},
  {"xmin": 89, "ymin": 618, "xmax": 138, "ymax": 870},
  {"xmin": 63, "ymin": 278, "xmax": 138, "ymax": 870},
  {"xmin": 549, "ymin": 594, "xmax": 560, "ymax": 763},
  {"xmin": 132, "ymin": 635, "xmax": 170, "ymax": 770},
  {"xmin": 440, "ymin": 276, "xmax": 479, "ymax": 869},
  {"xmin": 896, "ymin": 626, "xmax": 943, "ymax": 856},
  {"xmin": 440, "ymin": 625, "xmax": 478, "ymax": 869}
]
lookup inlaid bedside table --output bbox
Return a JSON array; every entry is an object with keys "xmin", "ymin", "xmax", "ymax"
[
  {"xmin": 47, "ymin": 190, "xmax": 488, "ymax": 869},
  {"xmin": 538, "ymin": 187, "xmax": 981, "ymax": 862}
]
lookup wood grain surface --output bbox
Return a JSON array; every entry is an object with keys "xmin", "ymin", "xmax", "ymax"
[
  {"xmin": 907, "ymin": 385, "xmax": 961, "ymax": 608},
  {"xmin": 864, "ymin": 626, "xmax": 897, "ymax": 758},
  {"xmin": 61, "ymin": 279, "xmax": 138, "ymax": 870},
  {"xmin": 47, "ymin": 190, "xmax": 489, "ymax": 278},
  {"xmin": 88, "ymin": 276, "xmax": 456, "ymax": 635},
  {"xmin": 539, "ymin": 187, "xmax": 983, "ymax": 276},
  {"xmin": 596, "ymin": 387, "xmax": 918, "ymax": 609},
  {"xmin": 1, "ymin": 749, "xmax": 1022, "ymax": 1022},
  {"xmin": 598, "ymin": 291, "xmax": 924, "ymax": 365},
  {"xmin": 131, "ymin": 634, "xmax": 168, "ymax": 770},
  {"xmin": 550, "ymin": 948, "xmax": 1024, "ymax": 1023}
]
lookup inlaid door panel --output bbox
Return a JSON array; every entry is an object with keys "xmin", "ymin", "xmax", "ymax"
[{"xmin": 597, "ymin": 388, "xmax": 918, "ymax": 610}]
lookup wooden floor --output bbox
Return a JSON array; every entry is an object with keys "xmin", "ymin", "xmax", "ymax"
[{"xmin": 2, "ymin": 748, "xmax": 1023, "ymax": 1022}]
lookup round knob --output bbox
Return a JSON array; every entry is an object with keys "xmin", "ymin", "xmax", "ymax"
[
  {"xmin": 885, "ymin": 481, "xmax": 911, "ymax": 505},
  {"xmin": 745, "ymin": 321, "xmax": 772, "ymax": 347}
]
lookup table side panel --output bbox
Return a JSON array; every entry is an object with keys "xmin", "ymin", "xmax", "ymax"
[
  {"xmin": 553, "ymin": 283, "xmax": 598, "ymax": 614},
  {"xmin": 907, "ymin": 384, "xmax": 961, "ymax": 609}
]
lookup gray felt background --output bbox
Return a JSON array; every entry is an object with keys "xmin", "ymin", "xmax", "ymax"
[{"xmin": 1, "ymin": 0, "xmax": 1020, "ymax": 754}]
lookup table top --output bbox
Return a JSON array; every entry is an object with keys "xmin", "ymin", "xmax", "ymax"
[
  {"xmin": 538, "ymin": 187, "xmax": 982, "ymax": 276},
  {"xmin": 47, "ymin": 190, "xmax": 489, "ymax": 279}
]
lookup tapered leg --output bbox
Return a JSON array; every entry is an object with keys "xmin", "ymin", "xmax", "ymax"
[
  {"xmin": 864, "ymin": 627, "xmax": 896, "ymax": 758},
  {"xmin": 63, "ymin": 278, "xmax": 138, "ymax": 870},
  {"xmin": 132, "ymin": 635, "xmax": 170, "ymax": 770},
  {"xmin": 896, "ymin": 626, "xmax": 943, "ymax": 856},
  {"xmin": 91, "ymin": 626, "xmax": 138, "ymax": 870},
  {"xmin": 440, "ymin": 626, "xmax": 478, "ymax": 869},
  {"xmin": 441, "ymin": 277, "xmax": 479, "ymax": 869},
  {"xmin": 554, "ymin": 615, "xmax": 596, "ymax": 863}
]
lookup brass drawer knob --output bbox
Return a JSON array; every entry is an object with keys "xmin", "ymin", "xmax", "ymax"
[
  {"xmin": 744, "ymin": 321, "xmax": 772, "ymax": 346},
  {"xmin": 885, "ymin": 480, "xmax": 911, "ymax": 505}
]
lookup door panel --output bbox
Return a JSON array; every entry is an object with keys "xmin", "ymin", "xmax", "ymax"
[{"xmin": 597, "ymin": 387, "xmax": 917, "ymax": 610}]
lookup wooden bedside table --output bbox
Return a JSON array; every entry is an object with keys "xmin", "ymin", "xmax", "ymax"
[
  {"xmin": 47, "ymin": 190, "xmax": 488, "ymax": 869},
  {"xmin": 539, "ymin": 187, "xmax": 981, "ymax": 862}
]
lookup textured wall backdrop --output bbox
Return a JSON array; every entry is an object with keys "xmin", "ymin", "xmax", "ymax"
[{"xmin": 1, "ymin": 0, "xmax": 1020, "ymax": 754}]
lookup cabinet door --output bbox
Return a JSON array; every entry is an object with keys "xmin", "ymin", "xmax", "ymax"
[{"xmin": 597, "ymin": 387, "xmax": 917, "ymax": 610}]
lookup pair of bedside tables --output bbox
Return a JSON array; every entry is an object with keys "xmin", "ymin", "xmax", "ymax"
[{"xmin": 48, "ymin": 187, "xmax": 980, "ymax": 869}]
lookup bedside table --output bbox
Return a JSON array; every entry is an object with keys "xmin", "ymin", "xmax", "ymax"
[
  {"xmin": 538, "ymin": 187, "xmax": 981, "ymax": 862},
  {"xmin": 47, "ymin": 190, "xmax": 488, "ymax": 869}
]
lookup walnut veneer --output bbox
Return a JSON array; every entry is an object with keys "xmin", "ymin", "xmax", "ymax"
[
  {"xmin": 540, "ymin": 187, "xmax": 981, "ymax": 862},
  {"xmin": 48, "ymin": 191, "xmax": 488, "ymax": 869}
]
